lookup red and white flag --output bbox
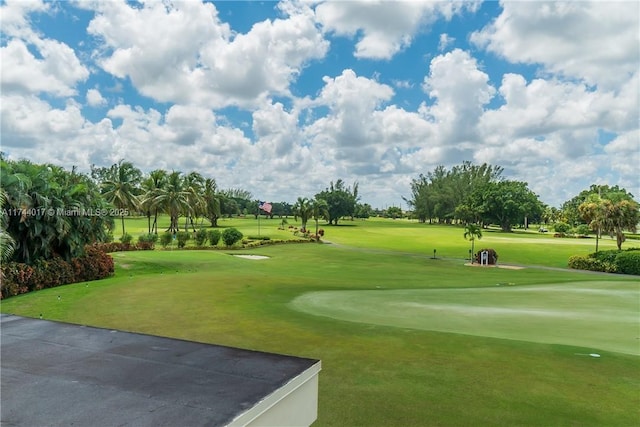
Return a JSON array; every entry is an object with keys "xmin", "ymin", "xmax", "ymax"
[{"xmin": 259, "ymin": 201, "xmax": 272, "ymax": 214}]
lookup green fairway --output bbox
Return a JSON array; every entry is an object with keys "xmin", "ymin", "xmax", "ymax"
[
  {"xmin": 291, "ymin": 281, "xmax": 640, "ymax": 355},
  {"xmin": 2, "ymin": 220, "xmax": 640, "ymax": 426}
]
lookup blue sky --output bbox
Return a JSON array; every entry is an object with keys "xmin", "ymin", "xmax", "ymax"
[{"xmin": 1, "ymin": 0, "xmax": 638, "ymax": 208}]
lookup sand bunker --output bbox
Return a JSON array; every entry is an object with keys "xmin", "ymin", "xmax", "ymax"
[
  {"xmin": 464, "ymin": 263, "xmax": 525, "ymax": 270},
  {"xmin": 233, "ymin": 254, "xmax": 270, "ymax": 260}
]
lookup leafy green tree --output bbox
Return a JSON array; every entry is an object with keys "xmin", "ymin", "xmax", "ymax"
[
  {"xmin": 475, "ymin": 180, "xmax": 543, "ymax": 232},
  {"xmin": 562, "ymin": 184, "xmax": 635, "ymax": 226},
  {"xmin": 385, "ymin": 206, "xmax": 403, "ymax": 219},
  {"xmin": 406, "ymin": 162, "xmax": 503, "ymax": 224},
  {"xmin": 315, "ymin": 179, "xmax": 359, "ymax": 225},
  {"xmin": 100, "ymin": 160, "xmax": 142, "ymax": 236},
  {"xmin": 463, "ymin": 223, "xmax": 482, "ymax": 263},
  {"xmin": 601, "ymin": 199, "xmax": 639, "ymax": 250},
  {"xmin": 354, "ymin": 203, "xmax": 373, "ymax": 219}
]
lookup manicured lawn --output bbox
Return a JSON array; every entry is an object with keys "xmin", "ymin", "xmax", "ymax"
[{"xmin": 2, "ymin": 220, "xmax": 639, "ymax": 426}]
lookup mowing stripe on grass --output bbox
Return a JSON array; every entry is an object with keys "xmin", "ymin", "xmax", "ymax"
[{"xmin": 290, "ymin": 281, "xmax": 640, "ymax": 356}]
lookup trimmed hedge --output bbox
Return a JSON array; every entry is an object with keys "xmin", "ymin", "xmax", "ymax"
[
  {"xmin": 615, "ymin": 251, "xmax": 640, "ymax": 275},
  {"xmin": 92, "ymin": 241, "xmax": 156, "ymax": 252},
  {"xmin": 207, "ymin": 230, "xmax": 221, "ymax": 246},
  {"xmin": 222, "ymin": 228, "xmax": 243, "ymax": 247},
  {"xmin": 568, "ymin": 255, "xmax": 617, "ymax": 273},
  {"xmin": 568, "ymin": 248, "xmax": 640, "ymax": 275},
  {"xmin": 1, "ymin": 245, "xmax": 114, "ymax": 299}
]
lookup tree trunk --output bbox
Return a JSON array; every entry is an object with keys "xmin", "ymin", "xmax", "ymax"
[
  {"xmin": 152, "ymin": 210, "xmax": 158, "ymax": 234},
  {"xmin": 121, "ymin": 215, "xmax": 125, "ymax": 236}
]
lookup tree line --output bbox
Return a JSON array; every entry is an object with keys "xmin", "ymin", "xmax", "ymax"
[
  {"xmin": 2, "ymin": 156, "xmax": 637, "ymax": 265},
  {"xmin": 405, "ymin": 161, "xmax": 542, "ymax": 231},
  {"xmin": 1, "ymin": 157, "xmax": 364, "ymax": 263},
  {"xmin": 404, "ymin": 161, "xmax": 638, "ymax": 249}
]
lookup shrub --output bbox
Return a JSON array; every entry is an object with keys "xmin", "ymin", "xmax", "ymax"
[
  {"xmin": 554, "ymin": 222, "xmax": 571, "ymax": 234},
  {"xmin": 222, "ymin": 228, "xmax": 243, "ymax": 247},
  {"xmin": 138, "ymin": 233, "xmax": 158, "ymax": 244},
  {"xmin": 247, "ymin": 236, "xmax": 270, "ymax": 241},
  {"xmin": 194, "ymin": 229, "xmax": 208, "ymax": 246},
  {"xmin": 92, "ymin": 242, "xmax": 136, "ymax": 252},
  {"xmin": 120, "ymin": 232, "xmax": 133, "ymax": 245},
  {"xmin": 137, "ymin": 233, "xmax": 158, "ymax": 250},
  {"xmin": 615, "ymin": 251, "xmax": 640, "ymax": 275},
  {"xmin": 568, "ymin": 255, "xmax": 615, "ymax": 273},
  {"xmin": 207, "ymin": 230, "xmax": 221, "ymax": 246},
  {"xmin": 176, "ymin": 231, "xmax": 190, "ymax": 248},
  {"xmin": 475, "ymin": 248, "xmax": 498, "ymax": 265},
  {"xmin": 160, "ymin": 232, "xmax": 173, "ymax": 248},
  {"xmin": 1, "ymin": 246, "xmax": 114, "ymax": 299},
  {"xmin": 574, "ymin": 224, "xmax": 591, "ymax": 237},
  {"xmin": 591, "ymin": 249, "xmax": 621, "ymax": 264}
]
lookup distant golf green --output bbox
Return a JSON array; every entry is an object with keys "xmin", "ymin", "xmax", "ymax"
[{"xmin": 291, "ymin": 281, "xmax": 640, "ymax": 355}]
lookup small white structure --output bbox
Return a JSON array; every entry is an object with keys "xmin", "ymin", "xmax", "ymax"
[{"xmin": 481, "ymin": 250, "xmax": 489, "ymax": 266}]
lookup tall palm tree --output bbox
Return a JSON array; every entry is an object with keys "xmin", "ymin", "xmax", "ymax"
[
  {"xmin": 153, "ymin": 171, "xmax": 190, "ymax": 234},
  {"xmin": 141, "ymin": 169, "xmax": 168, "ymax": 234},
  {"xmin": 293, "ymin": 197, "xmax": 313, "ymax": 232},
  {"xmin": 204, "ymin": 178, "xmax": 223, "ymax": 227},
  {"xmin": 101, "ymin": 160, "xmax": 142, "ymax": 236},
  {"xmin": 463, "ymin": 223, "xmax": 483, "ymax": 263},
  {"xmin": 310, "ymin": 198, "xmax": 329, "ymax": 242},
  {"xmin": 183, "ymin": 172, "xmax": 205, "ymax": 231}
]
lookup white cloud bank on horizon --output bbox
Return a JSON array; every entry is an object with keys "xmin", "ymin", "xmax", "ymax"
[{"xmin": 1, "ymin": 0, "xmax": 638, "ymax": 208}]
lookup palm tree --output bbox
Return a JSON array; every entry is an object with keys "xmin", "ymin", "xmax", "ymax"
[
  {"xmin": 310, "ymin": 198, "xmax": 329, "ymax": 242},
  {"xmin": 204, "ymin": 178, "xmax": 223, "ymax": 227},
  {"xmin": 0, "ymin": 189, "xmax": 15, "ymax": 262},
  {"xmin": 579, "ymin": 195, "xmax": 607, "ymax": 253},
  {"xmin": 183, "ymin": 172, "xmax": 205, "ymax": 231},
  {"xmin": 463, "ymin": 223, "xmax": 483, "ymax": 263},
  {"xmin": 141, "ymin": 169, "xmax": 167, "ymax": 234},
  {"xmin": 293, "ymin": 197, "xmax": 313, "ymax": 232},
  {"xmin": 153, "ymin": 171, "xmax": 190, "ymax": 234},
  {"xmin": 101, "ymin": 160, "xmax": 142, "ymax": 236},
  {"xmin": 601, "ymin": 199, "xmax": 639, "ymax": 250},
  {"xmin": 1, "ymin": 159, "xmax": 111, "ymax": 263}
]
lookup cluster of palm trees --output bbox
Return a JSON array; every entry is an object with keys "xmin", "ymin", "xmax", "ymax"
[
  {"xmin": 1, "ymin": 158, "xmax": 112, "ymax": 263},
  {"xmin": 96, "ymin": 161, "xmax": 225, "ymax": 236},
  {"xmin": 292, "ymin": 197, "xmax": 329, "ymax": 240}
]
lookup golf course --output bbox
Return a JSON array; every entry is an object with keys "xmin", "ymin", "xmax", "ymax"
[{"xmin": 2, "ymin": 217, "xmax": 639, "ymax": 426}]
